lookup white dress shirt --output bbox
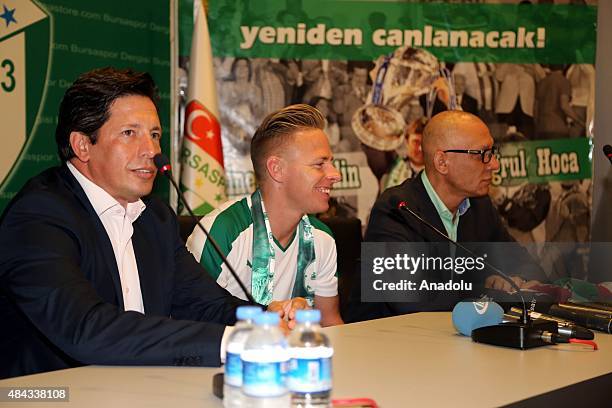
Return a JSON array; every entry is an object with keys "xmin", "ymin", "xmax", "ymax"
[
  {"xmin": 67, "ymin": 162, "xmax": 232, "ymax": 361},
  {"xmin": 67, "ymin": 162, "xmax": 145, "ymax": 313}
]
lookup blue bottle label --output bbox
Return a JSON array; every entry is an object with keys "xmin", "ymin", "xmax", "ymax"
[
  {"xmin": 225, "ymin": 351, "xmax": 242, "ymax": 387},
  {"xmin": 288, "ymin": 357, "xmax": 332, "ymax": 393},
  {"xmin": 242, "ymin": 360, "xmax": 287, "ymax": 397}
]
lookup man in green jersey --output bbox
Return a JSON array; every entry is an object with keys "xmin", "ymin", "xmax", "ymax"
[{"xmin": 187, "ymin": 104, "xmax": 344, "ymax": 326}]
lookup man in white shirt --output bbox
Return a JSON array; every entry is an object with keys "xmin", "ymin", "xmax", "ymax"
[
  {"xmin": 188, "ymin": 104, "xmax": 344, "ymax": 327},
  {"xmin": 0, "ymin": 67, "xmax": 292, "ymax": 379}
]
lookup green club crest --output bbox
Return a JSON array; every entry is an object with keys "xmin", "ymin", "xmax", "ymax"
[{"xmin": 0, "ymin": 0, "xmax": 50, "ymax": 186}]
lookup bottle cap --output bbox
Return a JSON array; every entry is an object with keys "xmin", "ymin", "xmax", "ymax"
[
  {"xmin": 236, "ymin": 305, "xmax": 262, "ymax": 321},
  {"xmin": 296, "ymin": 309, "xmax": 321, "ymax": 323},
  {"xmin": 255, "ymin": 311, "xmax": 280, "ymax": 326}
]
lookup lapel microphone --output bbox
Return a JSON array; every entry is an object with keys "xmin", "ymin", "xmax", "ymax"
[{"xmin": 154, "ymin": 153, "xmax": 255, "ymax": 304}]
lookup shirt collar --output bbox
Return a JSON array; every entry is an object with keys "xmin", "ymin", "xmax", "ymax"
[
  {"xmin": 67, "ymin": 161, "xmax": 146, "ymax": 221},
  {"xmin": 421, "ymin": 170, "xmax": 470, "ymax": 221}
]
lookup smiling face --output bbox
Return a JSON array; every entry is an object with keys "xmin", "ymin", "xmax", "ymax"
[
  {"xmin": 279, "ymin": 128, "xmax": 341, "ymax": 215},
  {"xmin": 70, "ymin": 95, "xmax": 162, "ymax": 206}
]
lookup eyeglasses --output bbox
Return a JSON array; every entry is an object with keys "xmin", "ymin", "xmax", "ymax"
[{"xmin": 443, "ymin": 146, "xmax": 499, "ymax": 163}]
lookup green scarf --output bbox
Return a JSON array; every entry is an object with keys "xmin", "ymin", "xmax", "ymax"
[{"xmin": 250, "ymin": 189, "xmax": 316, "ymax": 305}]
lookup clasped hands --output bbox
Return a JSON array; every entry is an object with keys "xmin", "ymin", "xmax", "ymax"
[{"xmin": 267, "ymin": 297, "xmax": 311, "ymax": 334}]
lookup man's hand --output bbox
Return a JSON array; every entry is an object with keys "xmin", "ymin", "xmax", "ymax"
[
  {"xmin": 485, "ymin": 276, "xmax": 545, "ymax": 293},
  {"xmin": 267, "ymin": 297, "xmax": 311, "ymax": 330},
  {"xmin": 520, "ymin": 280, "xmax": 543, "ymax": 290},
  {"xmin": 484, "ymin": 275, "xmax": 525, "ymax": 293},
  {"xmin": 277, "ymin": 318, "xmax": 291, "ymax": 335}
]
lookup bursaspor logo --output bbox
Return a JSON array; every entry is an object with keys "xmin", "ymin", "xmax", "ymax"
[{"xmin": 0, "ymin": 0, "xmax": 50, "ymax": 186}]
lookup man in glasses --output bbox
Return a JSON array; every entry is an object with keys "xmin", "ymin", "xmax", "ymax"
[{"xmin": 354, "ymin": 110, "xmax": 544, "ymax": 320}]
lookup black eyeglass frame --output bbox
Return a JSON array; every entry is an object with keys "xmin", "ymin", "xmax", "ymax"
[{"xmin": 442, "ymin": 146, "xmax": 499, "ymax": 163}]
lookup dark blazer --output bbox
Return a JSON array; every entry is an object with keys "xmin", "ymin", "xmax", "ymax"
[
  {"xmin": 366, "ymin": 173, "xmax": 517, "ymax": 244},
  {"xmin": 346, "ymin": 173, "xmax": 544, "ymax": 322},
  {"xmin": 0, "ymin": 165, "xmax": 250, "ymax": 379}
]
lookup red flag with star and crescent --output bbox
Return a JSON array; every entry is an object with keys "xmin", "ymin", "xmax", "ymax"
[{"xmin": 180, "ymin": 0, "xmax": 227, "ymax": 215}]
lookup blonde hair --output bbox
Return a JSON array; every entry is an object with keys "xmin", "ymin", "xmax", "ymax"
[{"xmin": 250, "ymin": 104, "xmax": 325, "ymax": 180}]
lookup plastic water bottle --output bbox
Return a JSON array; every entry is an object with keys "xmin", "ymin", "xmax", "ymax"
[
  {"xmin": 223, "ymin": 306, "xmax": 262, "ymax": 408},
  {"xmin": 288, "ymin": 310, "xmax": 333, "ymax": 408},
  {"xmin": 241, "ymin": 312, "xmax": 290, "ymax": 408}
]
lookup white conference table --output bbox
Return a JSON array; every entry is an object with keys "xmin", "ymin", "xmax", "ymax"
[{"xmin": 1, "ymin": 312, "xmax": 611, "ymax": 407}]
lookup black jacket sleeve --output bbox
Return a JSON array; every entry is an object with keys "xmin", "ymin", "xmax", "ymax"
[{"xmin": 0, "ymin": 185, "xmax": 251, "ymax": 378}]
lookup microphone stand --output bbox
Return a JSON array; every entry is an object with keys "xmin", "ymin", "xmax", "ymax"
[
  {"xmin": 397, "ymin": 202, "xmax": 559, "ymax": 349},
  {"xmin": 154, "ymin": 154, "xmax": 256, "ymax": 304}
]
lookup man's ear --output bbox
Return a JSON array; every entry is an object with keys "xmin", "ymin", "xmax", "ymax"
[
  {"xmin": 433, "ymin": 150, "xmax": 449, "ymax": 175},
  {"xmin": 69, "ymin": 132, "xmax": 91, "ymax": 162},
  {"xmin": 266, "ymin": 155, "xmax": 285, "ymax": 183}
]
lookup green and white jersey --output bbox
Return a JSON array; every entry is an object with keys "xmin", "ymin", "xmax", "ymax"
[{"xmin": 186, "ymin": 195, "xmax": 338, "ymax": 302}]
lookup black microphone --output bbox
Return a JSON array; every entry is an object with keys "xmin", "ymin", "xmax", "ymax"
[
  {"xmin": 604, "ymin": 145, "xmax": 612, "ymax": 164},
  {"xmin": 549, "ymin": 303, "xmax": 612, "ymax": 334},
  {"xmin": 154, "ymin": 153, "xmax": 255, "ymax": 304},
  {"xmin": 396, "ymin": 201, "xmax": 559, "ymax": 349},
  {"xmin": 506, "ymin": 307, "xmax": 594, "ymax": 340},
  {"xmin": 397, "ymin": 201, "xmax": 528, "ymax": 318}
]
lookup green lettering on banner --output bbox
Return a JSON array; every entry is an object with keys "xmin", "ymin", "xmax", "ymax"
[
  {"xmin": 492, "ymin": 138, "xmax": 591, "ymax": 186},
  {"xmin": 199, "ymin": 1, "xmax": 596, "ymax": 63},
  {"xmin": 333, "ymin": 158, "xmax": 362, "ymax": 190}
]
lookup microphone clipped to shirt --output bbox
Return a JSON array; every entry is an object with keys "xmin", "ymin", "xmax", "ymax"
[{"xmin": 153, "ymin": 153, "xmax": 256, "ymax": 303}]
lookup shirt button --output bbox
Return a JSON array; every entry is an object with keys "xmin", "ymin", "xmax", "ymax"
[{"xmin": 125, "ymin": 287, "xmax": 130, "ymax": 294}]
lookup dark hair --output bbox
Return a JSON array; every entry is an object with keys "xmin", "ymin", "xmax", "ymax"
[
  {"xmin": 225, "ymin": 58, "xmax": 252, "ymax": 82},
  {"xmin": 250, "ymin": 104, "xmax": 325, "ymax": 181},
  {"xmin": 55, "ymin": 67, "xmax": 159, "ymax": 162}
]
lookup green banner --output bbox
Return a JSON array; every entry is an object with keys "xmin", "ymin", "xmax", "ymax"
[
  {"xmin": 176, "ymin": 0, "xmax": 597, "ymax": 242},
  {"xmin": 205, "ymin": 1, "xmax": 596, "ymax": 63},
  {"xmin": 494, "ymin": 138, "xmax": 592, "ymax": 187},
  {"xmin": 0, "ymin": 0, "xmax": 171, "ymax": 213}
]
